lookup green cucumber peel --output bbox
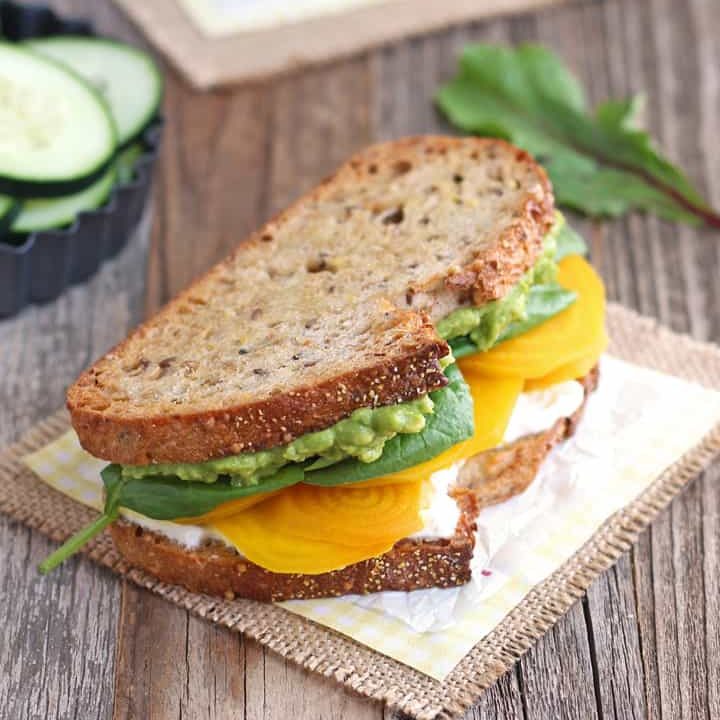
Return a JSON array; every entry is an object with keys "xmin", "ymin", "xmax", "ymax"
[{"xmin": 116, "ymin": 143, "xmax": 145, "ymax": 184}]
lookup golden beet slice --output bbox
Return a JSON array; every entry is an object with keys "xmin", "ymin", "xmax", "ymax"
[{"xmin": 458, "ymin": 256, "xmax": 607, "ymax": 380}]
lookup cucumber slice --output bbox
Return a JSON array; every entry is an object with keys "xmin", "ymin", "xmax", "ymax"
[
  {"xmin": 116, "ymin": 142, "xmax": 145, "ymax": 184},
  {"xmin": 26, "ymin": 37, "xmax": 163, "ymax": 147},
  {"xmin": 0, "ymin": 43, "xmax": 116, "ymax": 197},
  {"xmin": 0, "ymin": 195, "xmax": 21, "ymax": 234},
  {"xmin": 11, "ymin": 164, "xmax": 117, "ymax": 233}
]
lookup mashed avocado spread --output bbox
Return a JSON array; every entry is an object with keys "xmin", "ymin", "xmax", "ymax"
[
  {"xmin": 436, "ymin": 214, "xmax": 564, "ymax": 350},
  {"xmin": 121, "ymin": 394, "xmax": 435, "ymax": 486}
]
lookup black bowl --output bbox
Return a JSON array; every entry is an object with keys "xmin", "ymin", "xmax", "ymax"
[{"xmin": 0, "ymin": 1, "xmax": 163, "ymax": 317}]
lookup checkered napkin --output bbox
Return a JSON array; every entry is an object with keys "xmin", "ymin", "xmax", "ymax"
[{"xmin": 23, "ymin": 356, "xmax": 720, "ymax": 680}]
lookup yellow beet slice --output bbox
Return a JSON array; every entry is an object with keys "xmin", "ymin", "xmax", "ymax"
[
  {"xmin": 523, "ymin": 336, "xmax": 606, "ymax": 391},
  {"xmin": 458, "ymin": 255, "xmax": 607, "ymax": 380},
  {"xmin": 240, "ymin": 481, "xmax": 424, "ymax": 548},
  {"xmin": 174, "ymin": 491, "xmax": 278, "ymax": 525},
  {"xmin": 366, "ymin": 372, "xmax": 523, "ymax": 486},
  {"xmin": 213, "ymin": 513, "xmax": 394, "ymax": 574}
]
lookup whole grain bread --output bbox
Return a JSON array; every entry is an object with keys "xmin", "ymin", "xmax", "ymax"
[
  {"xmin": 68, "ymin": 136, "xmax": 554, "ymax": 465},
  {"xmin": 109, "ymin": 369, "xmax": 597, "ymax": 602}
]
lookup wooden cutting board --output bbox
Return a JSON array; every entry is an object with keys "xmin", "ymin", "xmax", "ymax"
[{"xmin": 114, "ymin": 0, "xmax": 570, "ymax": 88}]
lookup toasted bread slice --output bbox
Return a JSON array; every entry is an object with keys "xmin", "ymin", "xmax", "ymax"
[
  {"xmin": 68, "ymin": 136, "xmax": 554, "ymax": 465},
  {"xmin": 109, "ymin": 369, "xmax": 597, "ymax": 602}
]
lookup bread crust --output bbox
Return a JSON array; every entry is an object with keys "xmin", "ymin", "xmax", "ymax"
[
  {"xmin": 453, "ymin": 366, "xmax": 599, "ymax": 513},
  {"xmin": 69, "ymin": 329, "xmax": 448, "ymax": 464},
  {"xmin": 111, "ymin": 521, "xmax": 475, "ymax": 602},
  {"xmin": 68, "ymin": 136, "xmax": 553, "ymax": 465},
  {"xmin": 330, "ymin": 136, "xmax": 555, "ymax": 309},
  {"xmin": 109, "ymin": 368, "xmax": 597, "ymax": 601}
]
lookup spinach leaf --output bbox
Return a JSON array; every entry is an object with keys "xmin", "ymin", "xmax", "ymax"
[
  {"xmin": 555, "ymin": 221, "xmax": 587, "ymax": 261},
  {"xmin": 448, "ymin": 220, "xmax": 584, "ymax": 358},
  {"xmin": 497, "ymin": 283, "xmax": 577, "ymax": 342},
  {"xmin": 304, "ymin": 362, "xmax": 474, "ymax": 486},
  {"xmin": 450, "ymin": 282, "xmax": 576, "ymax": 357},
  {"xmin": 38, "ymin": 461, "xmax": 303, "ymax": 573},
  {"xmin": 103, "ymin": 463, "xmax": 304, "ymax": 520},
  {"xmin": 437, "ymin": 44, "xmax": 720, "ymax": 228},
  {"xmin": 448, "ymin": 336, "xmax": 478, "ymax": 359},
  {"xmin": 38, "ymin": 466, "xmax": 129, "ymax": 574}
]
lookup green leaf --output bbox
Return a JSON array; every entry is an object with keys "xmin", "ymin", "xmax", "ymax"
[
  {"xmin": 37, "ymin": 473, "xmax": 127, "ymax": 574},
  {"xmin": 448, "ymin": 336, "xmax": 478, "ymax": 359},
  {"xmin": 450, "ymin": 281, "xmax": 577, "ymax": 357},
  {"xmin": 498, "ymin": 283, "xmax": 577, "ymax": 342},
  {"xmin": 595, "ymin": 96, "xmax": 642, "ymax": 129},
  {"xmin": 555, "ymin": 221, "xmax": 587, "ymax": 261},
  {"xmin": 304, "ymin": 363, "xmax": 474, "ymax": 486},
  {"xmin": 448, "ymin": 220, "xmax": 583, "ymax": 358},
  {"xmin": 437, "ymin": 44, "xmax": 720, "ymax": 227},
  {"xmin": 116, "ymin": 142, "xmax": 144, "ymax": 184},
  {"xmin": 38, "ymin": 512, "xmax": 117, "ymax": 574},
  {"xmin": 102, "ymin": 463, "xmax": 304, "ymax": 520}
]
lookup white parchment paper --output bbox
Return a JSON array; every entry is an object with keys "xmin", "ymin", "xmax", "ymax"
[{"xmin": 283, "ymin": 355, "xmax": 720, "ymax": 676}]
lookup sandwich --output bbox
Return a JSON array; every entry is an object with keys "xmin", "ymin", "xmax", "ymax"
[{"xmin": 41, "ymin": 136, "xmax": 607, "ymax": 601}]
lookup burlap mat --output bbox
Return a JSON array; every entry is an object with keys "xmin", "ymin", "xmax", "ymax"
[
  {"xmin": 114, "ymin": 0, "xmax": 570, "ymax": 89},
  {"xmin": 1, "ymin": 302, "xmax": 719, "ymax": 720}
]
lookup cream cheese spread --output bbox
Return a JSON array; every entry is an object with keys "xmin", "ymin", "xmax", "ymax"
[{"xmin": 410, "ymin": 380, "xmax": 585, "ymax": 539}]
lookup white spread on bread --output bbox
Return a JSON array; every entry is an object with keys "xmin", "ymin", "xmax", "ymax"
[
  {"xmin": 120, "ymin": 508, "xmax": 225, "ymax": 550},
  {"xmin": 410, "ymin": 380, "xmax": 584, "ymax": 539},
  {"xmin": 503, "ymin": 381, "xmax": 585, "ymax": 445},
  {"xmin": 411, "ymin": 463, "xmax": 464, "ymax": 539}
]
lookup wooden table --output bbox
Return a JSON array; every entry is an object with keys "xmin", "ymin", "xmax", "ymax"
[{"xmin": 2, "ymin": 0, "xmax": 718, "ymax": 717}]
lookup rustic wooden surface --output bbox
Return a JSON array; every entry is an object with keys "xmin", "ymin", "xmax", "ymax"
[{"xmin": 1, "ymin": 0, "xmax": 718, "ymax": 717}]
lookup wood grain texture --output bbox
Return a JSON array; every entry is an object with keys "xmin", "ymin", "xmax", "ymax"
[
  {"xmin": 1, "ymin": 0, "xmax": 719, "ymax": 718},
  {"xmin": 0, "ymin": 212, "xmax": 150, "ymax": 720}
]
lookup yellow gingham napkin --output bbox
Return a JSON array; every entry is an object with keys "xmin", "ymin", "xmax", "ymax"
[{"xmin": 23, "ymin": 356, "xmax": 720, "ymax": 680}]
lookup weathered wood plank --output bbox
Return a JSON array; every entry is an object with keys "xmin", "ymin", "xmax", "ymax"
[
  {"xmin": 259, "ymin": 650, "xmax": 382, "ymax": 720},
  {"xmin": 584, "ymin": 556, "xmax": 646, "ymax": 720},
  {"xmin": 145, "ymin": 71, "xmax": 273, "ymax": 312},
  {"xmin": 670, "ymin": 478, "xmax": 712, "ymax": 720},
  {"xmin": 518, "ymin": 603, "xmax": 599, "ymax": 720},
  {"xmin": 467, "ymin": 670, "xmax": 526, "ymax": 720},
  {"xmin": 610, "ymin": 3, "xmax": 720, "ymax": 720},
  {"xmin": 265, "ymin": 55, "xmax": 373, "ymax": 216},
  {"xmin": 0, "ymin": 211, "xmax": 149, "ymax": 720},
  {"xmin": 0, "ymin": 522, "xmax": 120, "ymax": 719},
  {"xmin": 0, "ymin": 0, "xmax": 152, "ymax": 712},
  {"xmin": 702, "ymin": 461, "xmax": 720, "ymax": 720}
]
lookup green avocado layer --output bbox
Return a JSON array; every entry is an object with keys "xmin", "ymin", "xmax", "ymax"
[
  {"xmin": 437, "ymin": 217, "xmax": 563, "ymax": 349},
  {"xmin": 121, "ymin": 394, "xmax": 435, "ymax": 486}
]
